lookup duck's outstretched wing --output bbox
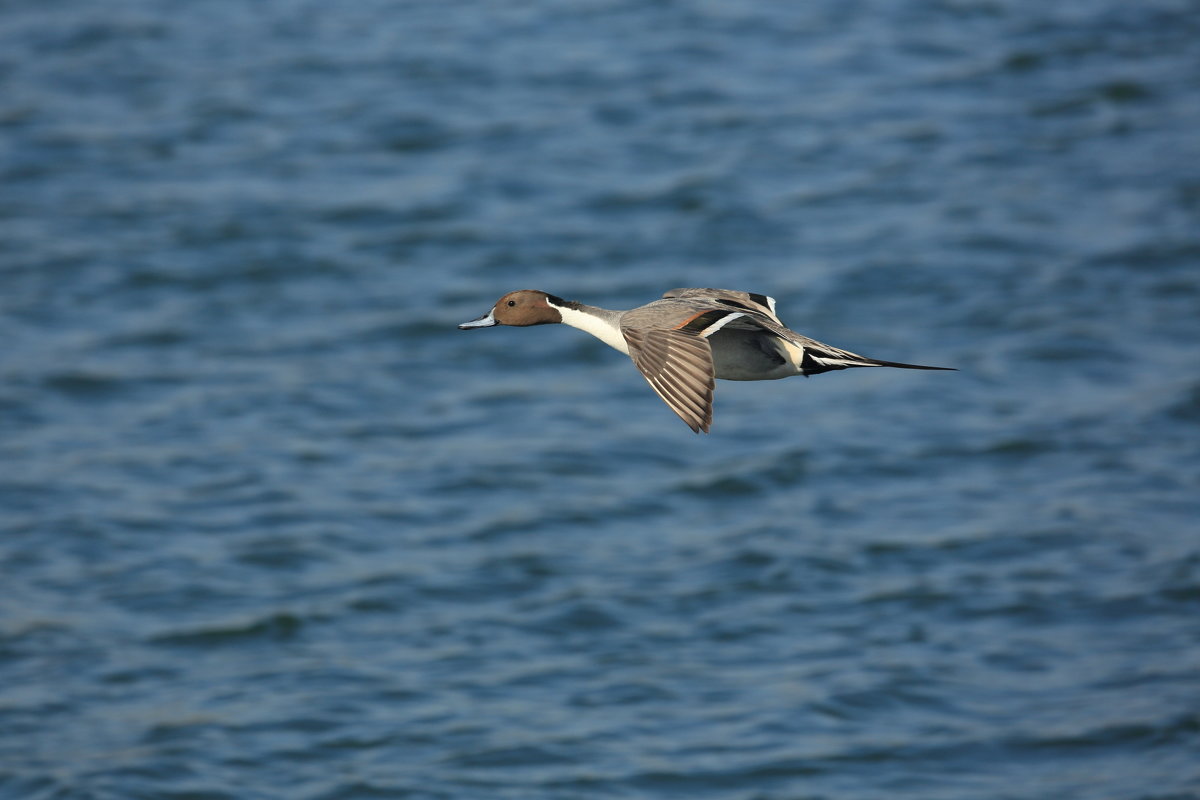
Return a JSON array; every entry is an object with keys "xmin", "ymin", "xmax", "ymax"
[
  {"xmin": 620, "ymin": 325, "xmax": 715, "ymax": 434},
  {"xmin": 662, "ymin": 288, "xmax": 785, "ymax": 326}
]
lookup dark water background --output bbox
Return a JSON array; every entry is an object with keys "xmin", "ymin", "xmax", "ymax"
[{"xmin": 3, "ymin": 1, "xmax": 1200, "ymax": 798}]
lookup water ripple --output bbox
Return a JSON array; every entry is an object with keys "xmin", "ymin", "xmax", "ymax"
[{"xmin": 2, "ymin": 0, "xmax": 1199, "ymax": 798}]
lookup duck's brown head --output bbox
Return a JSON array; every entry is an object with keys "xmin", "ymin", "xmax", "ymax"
[{"xmin": 458, "ymin": 290, "xmax": 564, "ymax": 329}]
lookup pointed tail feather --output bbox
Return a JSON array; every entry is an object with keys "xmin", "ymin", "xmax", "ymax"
[
  {"xmin": 805, "ymin": 352, "xmax": 955, "ymax": 373},
  {"xmin": 861, "ymin": 358, "xmax": 955, "ymax": 371}
]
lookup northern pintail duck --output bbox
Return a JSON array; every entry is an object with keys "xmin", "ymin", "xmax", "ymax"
[{"xmin": 460, "ymin": 288, "xmax": 953, "ymax": 433}]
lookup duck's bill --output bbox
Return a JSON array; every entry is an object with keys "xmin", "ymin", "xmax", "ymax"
[{"xmin": 458, "ymin": 309, "xmax": 496, "ymax": 329}]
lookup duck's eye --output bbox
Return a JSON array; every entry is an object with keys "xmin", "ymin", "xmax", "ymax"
[{"xmin": 507, "ymin": 300, "xmax": 516, "ymax": 307}]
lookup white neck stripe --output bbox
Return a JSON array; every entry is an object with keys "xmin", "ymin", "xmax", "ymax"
[{"xmin": 547, "ymin": 299, "xmax": 630, "ymax": 355}]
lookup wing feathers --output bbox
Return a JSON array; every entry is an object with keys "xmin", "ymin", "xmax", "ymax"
[{"xmin": 622, "ymin": 327, "xmax": 715, "ymax": 433}]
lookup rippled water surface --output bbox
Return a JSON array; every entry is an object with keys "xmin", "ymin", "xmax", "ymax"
[{"xmin": 3, "ymin": 1, "xmax": 1200, "ymax": 798}]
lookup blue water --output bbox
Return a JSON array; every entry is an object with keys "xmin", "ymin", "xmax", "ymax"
[{"xmin": 3, "ymin": 1, "xmax": 1199, "ymax": 798}]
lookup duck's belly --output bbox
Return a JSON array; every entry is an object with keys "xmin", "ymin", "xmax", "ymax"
[{"xmin": 710, "ymin": 331, "xmax": 802, "ymax": 381}]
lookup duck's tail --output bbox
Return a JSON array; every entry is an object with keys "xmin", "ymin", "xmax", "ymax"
[
  {"xmin": 859, "ymin": 358, "xmax": 955, "ymax": 371},
  {"xmin": 802, "ymin": 348, "xmax": 955, "ymax": 375}
]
